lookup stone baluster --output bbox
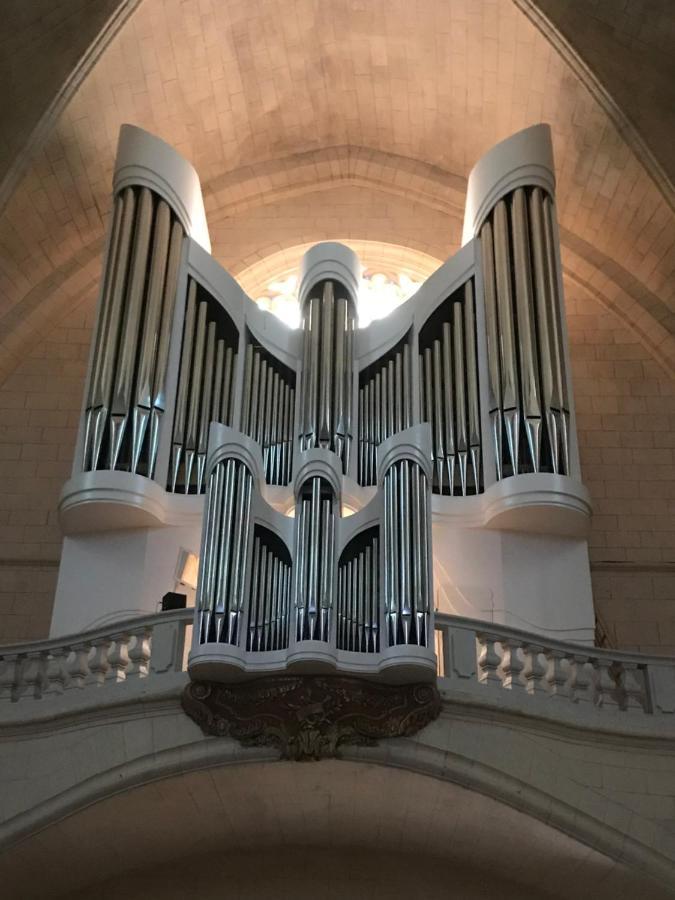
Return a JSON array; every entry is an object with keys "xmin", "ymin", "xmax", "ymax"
[
  {"xmin": 88, "ymin": 639, "xmax": 111, "ymax": 685},
  {"xmin": 477, "ymin": 634, "xmax": 502, "ymax": 686},
  {"xmin": 522, "ymin": 644, "xmax": 547, "ymax": 695},
  {"xmin": 44, "ymin": 649, "xmax": 69, "ymax": 695},
  {"xmin": 593, "ymin": 657, "xmax": 619, "ymax": 709},
  {"xmin": 106, "ymin": 634, "xmax": 130, "ymax": 683},
  {"xmin": 22, "ymin": 652, "xmax": 46, "ymax": 699},
  {"xmin": 621, "ymin": 662, "xmax": 645, "ymax": 713},
  {"xmin": 68, "ymin": 643, "xmax": 92, "ymax": 689},
  {"xmin": 0, "ymin": 654, "xmax": 17, "ymax": 701},
  {"xmin": 569, "ymin": 654, "xmax": 593, "ymax": 705},
  {"xmin": 500, "ymin": 639, "xmax": 525, "ymax": 690},
  {"xmin": 128, "ymin": 628, "xmax": 152, "ymax": 678},
  {"xmin": 545, "ymin": 649, "xmax": 569, "ymax": 699}
]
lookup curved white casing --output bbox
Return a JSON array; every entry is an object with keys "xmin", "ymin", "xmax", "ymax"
[
  {"xmin": 114, "ymin": 124, "xmax": 211, "ymax": 252},
  {"xmin": 462, "ymin": 123, "xmax": 556, "ymax": 244},
  {"xmin": 298, "ymin": 241, "xmax": 361, "ymax": 308},
  {"xmin": 53, "ymin": 123, "xmax": 594, "ymax": 650}
]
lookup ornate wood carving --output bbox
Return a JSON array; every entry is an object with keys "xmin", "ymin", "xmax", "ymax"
[{"xmin": 181, "ymin": 675, "xmax": 441, "ymax": 760}]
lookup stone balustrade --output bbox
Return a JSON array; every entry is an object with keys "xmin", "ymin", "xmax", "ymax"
[
  {"xmin": 435, "ymin": 613, "xmax": 675, "ymax": 718},
  {"xmin": 0, "ymin": 609, "xmax": 192, "ymax": 704},
  {"xmin": 1, "ymin": 610, "xmax": 674, "ymax": 727}
]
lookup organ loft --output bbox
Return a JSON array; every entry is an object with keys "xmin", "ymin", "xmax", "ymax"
[{"xmin": 52, "ymin": 122, "xmax": 594, "ymax": 684}]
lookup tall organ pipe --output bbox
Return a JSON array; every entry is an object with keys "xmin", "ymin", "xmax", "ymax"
[
  {"xmin": 196, "ymin": 457, "xmax": 253, "ymax": 645},
  {"xmin": 383, "ymin": 457, "xmax": 431, "ymax": 645},
  {"xmin": 299, "ymin": 281, "xmax": 355, "ymax": 472},
  {"xmin": 295, "ymin": 477, "xmax": 335, "ymax": 642},
  {"xmin": 84, "ymin": 186, "xmax": 185, "ymax": 479},
  {"xmin": 479, "ymin": 186, "xmax": 570, "ymax": 479}
]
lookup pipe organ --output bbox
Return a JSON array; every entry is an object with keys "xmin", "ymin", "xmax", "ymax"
[{"xmin": 53, "ymin": 123, "xmax": 595, "ymax": 661}]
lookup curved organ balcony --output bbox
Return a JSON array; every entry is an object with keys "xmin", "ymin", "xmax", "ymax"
[{"xmin": 53, "ymin": 121, "xmax": 594, "ymax": 659}]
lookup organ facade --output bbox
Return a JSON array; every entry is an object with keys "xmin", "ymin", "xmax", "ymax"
[{"xmin": 52, "ymin": 122, "xmax": 594, "ymax": 683}]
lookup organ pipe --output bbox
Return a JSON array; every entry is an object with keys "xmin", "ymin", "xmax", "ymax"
[
  {"xmin": 479, "ymin": 186, "xmax": 570, "ymax": 478},
  {"xmin": 169, "ymin": 281, "xmax": 238, "ymax": 493},
  {"xmin": 418, "ymin": 284, "xmax": 482, "ymax": 495},
  {"xmin": 196, "ymin": 457, "xmax": 253, "ymax": 645},
  {"xmin": 83, "ymin": 186, "xmax": 185, "ymax": 478},
  {"xmin": 299, "ymin": 281, "xmax": 355, "ymax": 472},
  {"xmin": 383, "ymin": 458, "xmax": 431, "ymax": 646}
]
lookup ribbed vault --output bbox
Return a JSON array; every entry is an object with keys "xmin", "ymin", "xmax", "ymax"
[{"xmin": 0, "ymin": 0, "xmax": 673, "ymax": 388}]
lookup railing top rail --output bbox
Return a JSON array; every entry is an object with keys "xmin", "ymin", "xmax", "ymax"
[
  {"xmin": 0, "ymin": 608, "xmax": 193, "ymax": 658},
  {"xmin": 434, "ymin": 612, "xmax": 675, "ymax": 668},
  {"xmin": 2, "ymin": 608, "xmax": 674, "ymax": 671}
]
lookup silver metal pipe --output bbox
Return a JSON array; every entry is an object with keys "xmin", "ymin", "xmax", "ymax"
[
  {"xmin": 249, "ymin": 350, "xmax": 261, "ymax": 440},
  {"xmin": 261, "ymin": 549, "xmax": 273, "ymax": 651},
  {"xmin": 270, "ymin": 554, "xmax": 279, "ymax": 650},
  {"xmin": 222, "ymin": 346, "xmax": 235, "ymax": 426},
  {"xmin": 364, "ymin": 543, "xmax": 372, "ymax": 652},
  {"xmin": 420, "ymin": 469, "xmax": 431, "ymax": 643},
  {"xmin": 89, "ymin": 188, "xmax": 137, "ymax": 471},
  {"xmin": 334, "ymin": 296, "xmax": 346, "ymax": 458},
  {"xmin": 256, "ymin": 546, "xmax": 267, "ymax": 651},
  {"xmin": 198, "ymin": 462, "xmax": 221, "ymax": 642},
  {"xmin": 215, "ymin": 459, "xmax": 236, "ymax": 642},
  {"xmin": 149, "ymin": 217, "xmax": 183, "ymax": 479},
  {"xmin": 380, "ymin": 364, "xmax": 388, "ymax": 442},
  {"xmin": 226, "ymin": 462, "xmax": 246, "ymax": 644},
  {"xmin": 336, "ymin": 564, "xmax": 344, "ymax": 649},
  {"xmin": 184, "ymin": 300, "xmax": 207, "ymax": 491},
  {"xmin": 372, "ymin": 534, "xmax": 379, "ymax": 651},
  {"xmin": 411, "ymin": 463, "xmax": 422, "ymax": 643},
  {"xmin": 493, "ymin": 199, "xmax": 520, "ymax": 474},
  {"xmin": 299, "ymin": 303, "xmax": 311, "ymax": 450},
  {"xmin": 432, "ymin": 339, "xmax": 445, "ymax": 493},
  {"xmin": 235, "ymin": 471, "xmax": 252, "ymax": 640},
  {"xmin": 306, "ymin": 296, "xmax": 321, "ymax": 449},
  {"xmin": 349, "ymin": 556, "xmax": 359, "ymax": 653},
  {"xmin": 132, "ymin": 199, "xmax": 171, "ymax": 474},
  {"xmin": 511, "ymin": 187, "xmax": 541, "ymax": 472},
  {"xmin": 85, "ymin": 193, "xmax": 124, "ymax": 447},
  {"xmin": 358, "ymin": 385, "xmax": 365, "ymax": 483},
  {"xmin": 390, "ymin": 467, "xmax": 400, "ymax": 644},
  {"xmin": 308, "ymin": 478, "xmax": 321, "ymax": 640},
  {"xmin": 240, "ymin": 343, "xmax": 253, "ymax": 433},
  {"xmin": 374, "ymin": 369, "xmax": 381, "ymax": 452},
  {"xmin": 543, "ymin": 192, "xmax": 569, "ymax": 474},
  {"xmin": 423, "ymin": 347, "xmax": 434, "ymax": 432},
  {"xmin": 85, "ymin": 194, "xmax": 124, "ymax": 469},
  {"xmin": 271, "ymin": 377, "xmax": 282, "ymax": 483},
  {"xmin": 248, "ymin": 535, "xmax": 261, "ymax": 650},
  {"xmin": 441, "ymin": 321, "xmax": 456, "ymax": 493},
  {"xmin": 196, "ymin": 321, "xmax": 216, "ymax": 492},
  {"xmin": 170, "ymin": 280, "xmax": 197, "ymax": 490},
  {"xmin": 319, "ymin": 282, "xmax": 334, "ymax": 447},
  {"xmin": 285, "ymin": 386, "xmax": 294, "ymax": 483},
  {"xmin": 110, "ymin": 188, "xmax": 154, "ymax": 470},
  {"xmin": 399, "ymin": 461, "xmax": 412, "ymax": 643},
  {"xmin": 479, "ymin": 219, "xmax": 503, "ymax": 480},
  {"xmin": 463, "ymin": 281, "xmax": 481, "ymax": 492},
  {"xmin": 394, "ymin": 351, "xmax": 403, "ymax": 435},
  {"xmin": 453, "ymin": 301, "xmax": 468, "ymax": 496},
  {"xmin": 529, "ymin": 189, "xmax": 559, "ymax": 475},
  {"xmin": 295, "ymin": 497, "xmax": 309, "ymax": 640},
  {"xmin": 257, "ymin": 356, "xmax": 268, "ymax": 446},
  {"xmin": 387, "ymin": 358, "xmax": 395, "ymax": 439},
  {"xmin": 344, "ymin": 309, "xmax": 354, "ymax": 473},
  {"xmin": 356, "ymin": 550, "xmax": 364, "ymax": 652},
  {"xmin": 403, "ymin": 340, "xmax": 412, "ymax": 428},
  {"xmin": 212, "ymin": 340, "xmax": 224, "ymax": 427}
]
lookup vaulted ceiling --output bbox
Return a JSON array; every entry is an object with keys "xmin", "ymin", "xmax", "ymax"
[{"xmin": 0, "ymin": 0, "xmax": 673, "ymax": 384}]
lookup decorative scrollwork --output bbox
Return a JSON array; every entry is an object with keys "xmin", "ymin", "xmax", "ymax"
[{"xmin": 181, "ymin": 675, "xmax": 441, "ymax": 761}]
